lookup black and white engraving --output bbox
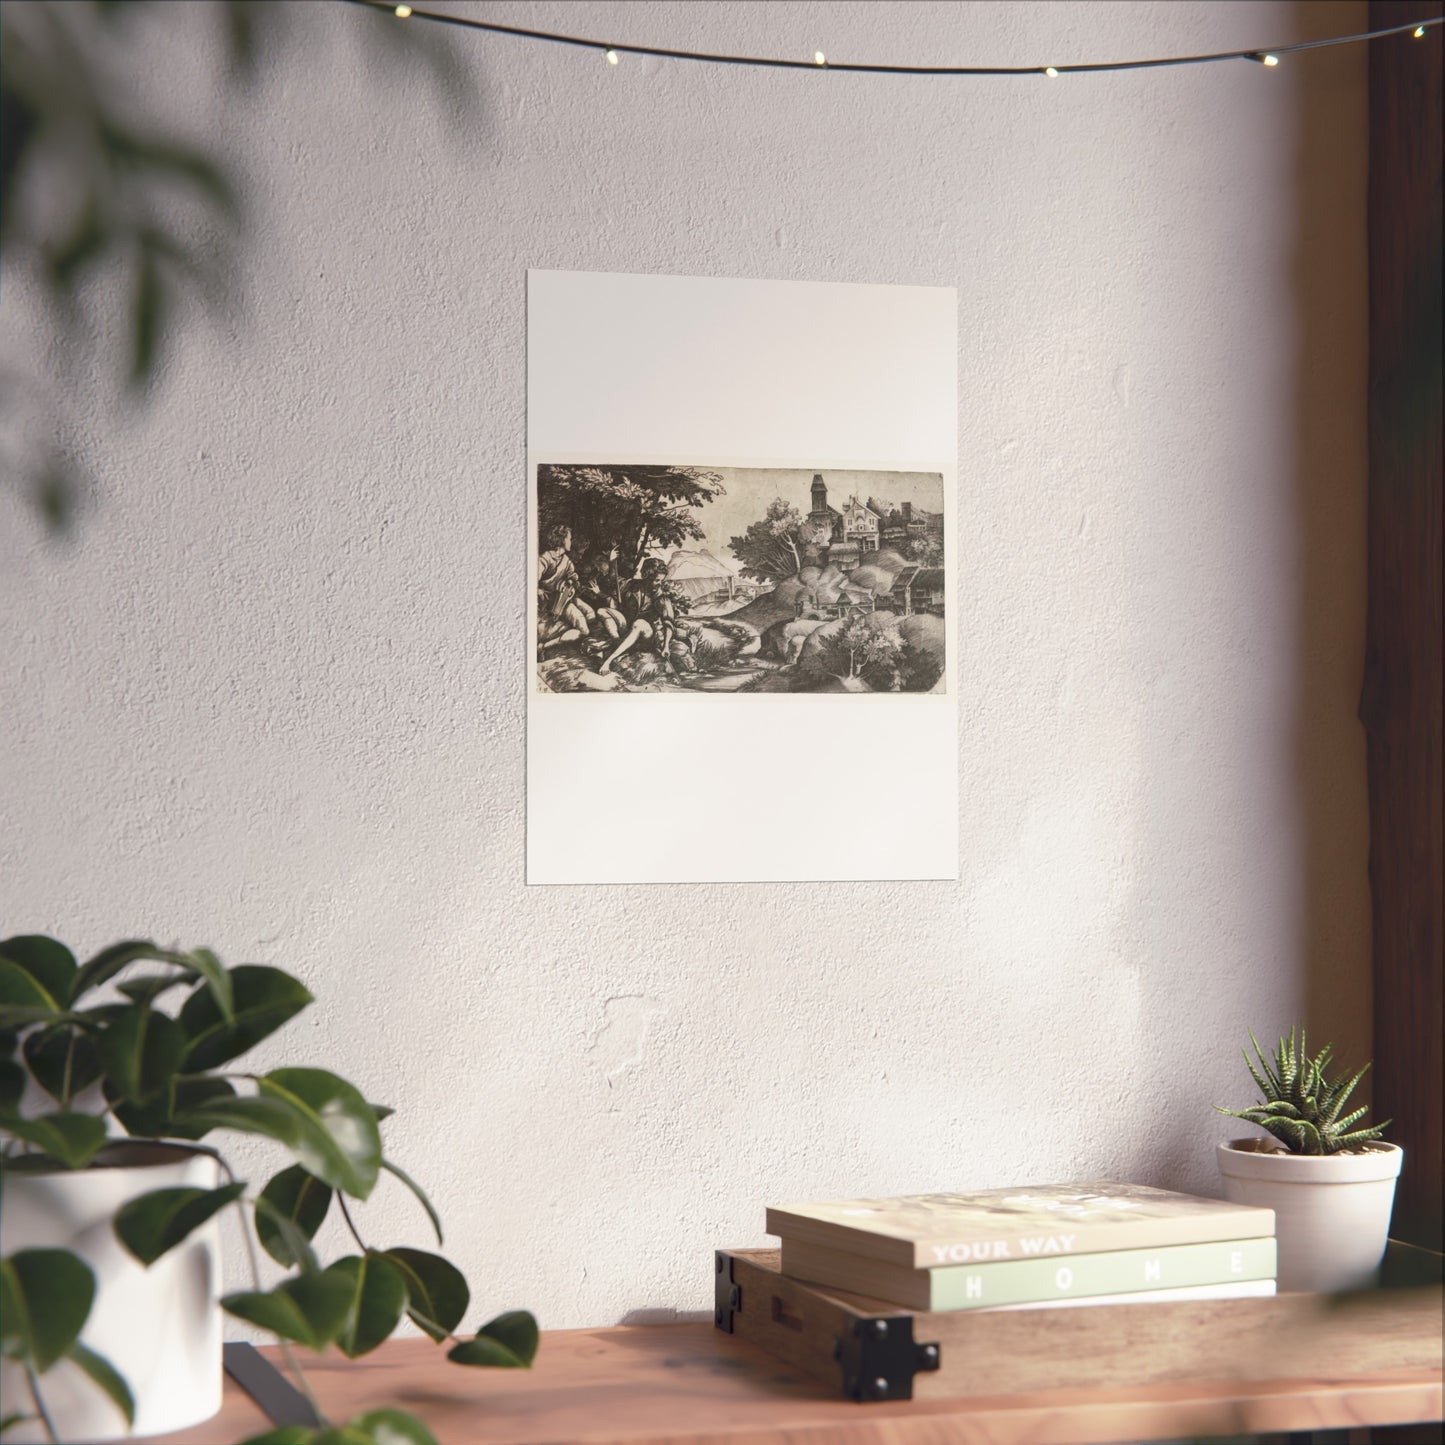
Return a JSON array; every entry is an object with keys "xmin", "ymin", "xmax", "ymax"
[{"xmin": 535, "ymin": 464, "xmax": 946, "ymax": 694}]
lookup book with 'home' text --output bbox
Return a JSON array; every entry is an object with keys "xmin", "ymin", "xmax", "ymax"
[{"xmin": 779, "ymin": 1234, "xmax": 1278, "ymax": 1310}]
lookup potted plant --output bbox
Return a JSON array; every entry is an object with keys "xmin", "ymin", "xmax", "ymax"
[
  {"xmin": 0, "ymin": 934, "xmax": 537, "ymax": 1444},
  {"xmin": 1215, "ymin": 1025, "xmax": 1402, "ymax": 1293}
]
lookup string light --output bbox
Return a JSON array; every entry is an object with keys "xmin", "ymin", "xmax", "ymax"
[{"xmin": 339, "ymin": 3, "xmax": 1444, "ymax": 78}]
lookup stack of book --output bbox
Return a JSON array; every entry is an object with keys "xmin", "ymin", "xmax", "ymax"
[{"xmin": 766, "ymin": 1181, "xmax": 1277, "ymax": 1312}]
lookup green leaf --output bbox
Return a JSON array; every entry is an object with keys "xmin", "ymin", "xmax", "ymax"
[
  {"xmin": 256, "ymin": 1165, "xmax": 332, "ymax": 1268},
  {"xmin": 170, "ymin": 1095, "xmax": 311, "ymax": 1165},
  {"xmin": 238, "ymin": 1431, "xmax": 314, "ymax": 1445},
  {"xmin": 310, "ymin": 1431, "xmax": 374, "ymax": 1445},
  {"xmin": 170, "ymin": 1077, "xmax": 240, "ymax": 1122},
  {"xmin": 98, "ymin": 1006, "xmax": 187, "ymax": 1103},
  {"xmin": 252, "ymin": 1196, "xmax": 321, "ymax": 1276},
  {"xmin": 0, "ymin": 960, "xmax": 60, "ymax": 1027},
  {"xmin": 182, "ymin": 948, "xmax": 233, "ymax": 1022},
  {"xmin": 108, "ymin": 1074, "xmax": 239, "ymax": 1143},
  {"xmin": 382, "ymin": 1248, "xmax": 468, "ymax": 1342},
  {"xmin": 67, "ymin": 1341, "xmax": 135, "ymax": 1426},
  {"xmin": 370, "ymin": 1103, "xmax": 394, "ymax": 1122},
  {"xmin": 0, "ymin": 938, "xmax": 76, "ymax": 1008},
  {"xmin": 0, "ymin": 1261, "xmax": 22, "ymax": 1359},
  {"xmin": 113, "ymin": 1182, "xmax": 245, "ymax": 1265},
  {"xmin": 178, "ymin": 1081, "xmax": 379, "ymax": 1199},
  {"xmin": 478, "ymin": 1309, "xmax": 538, "ymax": 1365},
  {"xmin": 116, "ymin": 975, "xmax": 191, "ymax": 1007},
  {"xmin": 0, "ymin": 1112, "xmax": 108, "ymax": 1168},
  {"xmin": 180, "ymin": 966, "xmax": 312, "ymax": 1071},
  {"xmin": 327, "ymin": 1253, "xmax": 407, "ymax": 1358},
  {"xmin": 258, "ymin": 1069, "xmax": 381, "ymax": 1200},
  {"xmin": 0, "ymin": 1008, "xmax": 57, "ymax": 1031},
  {"xmin": 23, "ymin": 1027, "xmax": 102, "ymax": 1103},
  {"xmin": 1326, "ymin": 1062, "xmax": 1370, "ymax": 1121},
  {"xmin": 71, "ymin": 941, "xmax": 173, "ymax": 1000},
  {"xmin": 222, "ymin": 1272, "xmax": 353, "ymax": 1351},
  {"xmin": 1333, "ymin": 1121, "xmax": 1392, "ymax": 1151},
  {"xmin": 113, "ymin": 1075, "xmax": 240, "ymax": 1142},
  {"xmin": 0, "ymin": 1060, "xmax": 25, "ymax": 1114},
  {"xmin": 351, "ymin": 1409, "xmax": 441, "ymax": 1445},
  {"xmin": 0, "ymin": 1248, "xmax": 96, "ymax": 1371},
  {"xmin": 73, "ymin": 1003, "xmax": 130, "ymax": 1032},
  {"xmin": 1331, "ymin": 1104, "xmax": 1371, "ymax": 1134},
  {"xmin": 447, "ymin": 1310, "xmax": 538, "ymax": 1369},
  {"xmin": 380, "ymin": 1158, "xmax": 442, "ymax": 1246}
]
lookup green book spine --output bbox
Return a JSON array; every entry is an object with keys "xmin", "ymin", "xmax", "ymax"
[{"xmin": 929, "ymin": 1236, "xmax": 1277, "ymax": 1309}]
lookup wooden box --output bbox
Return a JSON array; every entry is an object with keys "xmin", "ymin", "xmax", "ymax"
[{"xmin": 715, "ymin": 1242, "xmax": 1445, "ymax": 1404}]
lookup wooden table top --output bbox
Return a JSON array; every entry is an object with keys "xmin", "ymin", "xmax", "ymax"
[{"xmin": 150, "ymin": 1320, "xmax": 1444, "ymax": 1445}]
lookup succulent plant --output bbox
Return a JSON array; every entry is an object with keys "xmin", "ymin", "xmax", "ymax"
[{"xmin": 1216, "ymin": 1025, "xmax": 1391, "ymax": 1156}]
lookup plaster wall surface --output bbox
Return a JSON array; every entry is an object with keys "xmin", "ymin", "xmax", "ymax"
[{"xmin": 0, "ymin": 1, "xmax": 1371, "ymax": 1329}]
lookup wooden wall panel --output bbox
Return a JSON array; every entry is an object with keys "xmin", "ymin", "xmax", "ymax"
[{"xmin": 1364, "ymin": 1, "xmax": 1443, "ymax": 1261}]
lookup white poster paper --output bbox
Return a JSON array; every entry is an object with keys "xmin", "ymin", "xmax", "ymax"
[{"xmin": 527, "ymin": 269, "xmax": 957, "ymax": 884}]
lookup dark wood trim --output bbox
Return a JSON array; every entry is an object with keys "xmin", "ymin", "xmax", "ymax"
[{"xmin": 1364, "ymin": 0, "xmax": 1443, "ymax": 1274}]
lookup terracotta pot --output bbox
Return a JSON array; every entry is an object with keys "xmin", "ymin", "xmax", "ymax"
[
  {"xmin": 0, "ymin": 1141, "xmax": 224, "ymax": 1441},
  {"xmin": 1216, "ymin": 1137, "xmax": 1403, "ymax": 1293}
]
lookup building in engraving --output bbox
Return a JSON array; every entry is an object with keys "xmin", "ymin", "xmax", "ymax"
[{"xmin": 806, "ymin": 475, "xmax": 882, "ymax": 571}]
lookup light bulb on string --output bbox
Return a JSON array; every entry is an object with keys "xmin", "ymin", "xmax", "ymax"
[{"xmin": 339, "ymin": 2, "xmax": 1440, "ymax": 80}]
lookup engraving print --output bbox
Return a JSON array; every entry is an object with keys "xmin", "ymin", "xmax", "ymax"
[{"xmin": 535, "ymin": 464, "xmax": 946, "ymax": 694}]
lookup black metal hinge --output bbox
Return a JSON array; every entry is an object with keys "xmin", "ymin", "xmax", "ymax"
[
  {"xmin": 833, "ymin": 1313, "xmax": 941, "ymax": 1401},
  {"xmin": 714, "ymin": 1250, "xmax": 742, "ymax": 1333}
]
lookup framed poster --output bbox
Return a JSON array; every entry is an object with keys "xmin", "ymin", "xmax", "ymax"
[{"xmin": 527, "ymin": 269, "xmax": 958, "ymax": 884}]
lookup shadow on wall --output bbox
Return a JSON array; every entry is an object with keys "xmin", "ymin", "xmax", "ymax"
[
  {"xmin": 1130, "ymin": 0, "xmax": 1373, "ymax": 1196},
  {"xmin": 0, "ymin": 0, "xmax": 474, "ymax": 536},
  {"xmin": 1287, "ymin": 0, "xmax": 1373, "ymax": 1094}
]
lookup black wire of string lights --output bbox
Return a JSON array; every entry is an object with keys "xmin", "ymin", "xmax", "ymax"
[{"xmin": 339, "ymin": 0, "xmax": 1441, "ymax": 76}]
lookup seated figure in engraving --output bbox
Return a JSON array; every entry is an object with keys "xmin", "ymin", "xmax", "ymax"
[
  {"xmin": 599, "ymin": 557, "xmax": 679, "ymax": 677},
  {"xmin": 537, "ymin": 524, "xmax": 593, "ymax": 653},
  {"xmin": 577, "ymin": 550, "xmax": 629, "ymax": 654}
]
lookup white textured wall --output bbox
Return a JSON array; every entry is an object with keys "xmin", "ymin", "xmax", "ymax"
[{"xmin": 0, "ymin": 1, "xmax": 1369, "ymax": 1331}]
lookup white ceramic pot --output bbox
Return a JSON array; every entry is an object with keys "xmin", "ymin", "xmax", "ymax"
[
  {"xmin": 1216, "ymin": 1137, "xmax": 1403, "ymax": 1293},
  {"xmin": 0, "ymin": 1141, "xmax": 224, "ymax": 1442}
]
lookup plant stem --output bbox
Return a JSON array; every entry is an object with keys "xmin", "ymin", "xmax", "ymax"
[
  {"xmin": 335, "ymin": 1197, "xmax": 464, "ymax": 1348},
  {"xmin": 24, "ymin": 1364, "xmax": 57, "ymax": 1444},
  {"xmin": 336, "ymin": 1194, "xmax": 367, "ymax": 1252},
  {"xmin": 218, "ymin": 1157, "xmax": 326, "ymax": 1427}
]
